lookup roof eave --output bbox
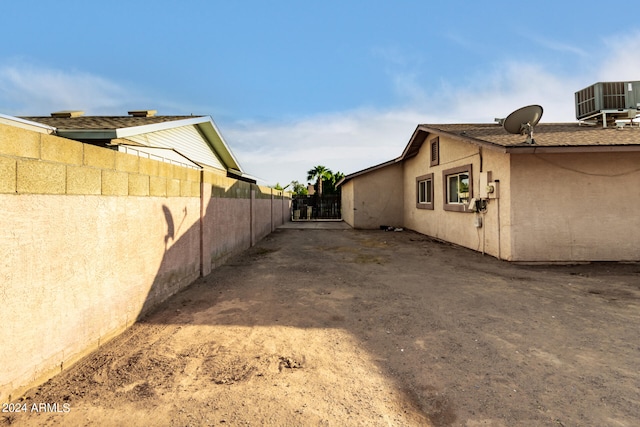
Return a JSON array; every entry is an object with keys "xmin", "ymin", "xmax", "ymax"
[
  {"xmin": 56, "ymin": 130, "xmax": 118, "ymax": 139},
  {"xmin": 0, "ymin": 113, "xmax": 56, "ymax": 134},
  {"xmin": 505, "ymin": 144, "xmax": 640, "ymax": 154},
  {"xmin": 195, "ymin": 118, "xmax": 244, "ymax": 173},
  {"xmin": 337, "ymin": 158, "xmax": 401, "ymax": 187},
  {"xmin": 54, "ymin": 116, "xmax": 211, "ymax": 140},
  {"xmin": 399, "ymin": 125, "xmax": 508, "ymax": 161},
  {"xmin": 115, "ymin": 116, "xmax": 210, "ymax": 138}
]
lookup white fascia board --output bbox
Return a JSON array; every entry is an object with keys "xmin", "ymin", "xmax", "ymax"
[
  {"xmin": 112, "ymin": 115, "xmax": 246, "ymax": 173},
  {"xmin": 195, "ymin": 116, "xmax": 244, "ymax": 173},
  {"xmin": 114, "ymin": 116, "xmax": 210, "ymax": 138},
  {"xmin": 0, "ymin": 113, "xmax": 56, "ymax": 134}
]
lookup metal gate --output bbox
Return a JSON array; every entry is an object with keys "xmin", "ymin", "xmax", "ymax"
[{"xmin": 292, "ymin": 195, "xmax": 341, "ymax": 220}]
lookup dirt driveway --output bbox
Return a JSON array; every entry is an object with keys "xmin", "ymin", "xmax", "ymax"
[{"xmin": 5, "ymin": 226, "xmax": 640, "ymax": 426}]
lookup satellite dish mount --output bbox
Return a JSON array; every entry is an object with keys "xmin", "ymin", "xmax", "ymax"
[{"xmin": 502, "ymin": 105, "xmax": 543, "ymax": 144}]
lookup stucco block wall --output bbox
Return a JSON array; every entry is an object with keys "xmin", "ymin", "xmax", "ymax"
[
  {"xmin": 341, "ymin": 180, "xmax": 355, "ymax": 226},
  {"xmin": 510, "ymin": 152, "xmax": 640, "ymax": 262},
  {"xmin": 0, "ymin": 123, "xmax": 200, "ymax": 198},
  {"xmin": 0, "ymin": 124, "xmax": 291, "ymax": 402},
  {"xmin": 202, "ymin": 175, "xmax": 253, "ymax": 273},
  {"xmin": 16, "ymin": 159, "xmax": 66, "ymax": 194},
  {"xmin": 344, "ymin": 163, "xmax": 404, "ymax": 229},
  {"xmin": 0, "ymin": 194, "xmax": 201, "ymax": 404},
  {"xmin": 66, "ymin": 165, "xmax": 102, "ymax": 195},
  {"xmin": 0, "ymin": 156, "xmax": 16, "ymax": 193},
  {"xmin": 402, "ymin": 137, "xmax": 512, "ymax": 259}
]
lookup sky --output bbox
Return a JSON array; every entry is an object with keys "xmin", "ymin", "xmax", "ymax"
[{"xmin": 1, "ymin": 1, "xmax": 640, "ymax": 186}]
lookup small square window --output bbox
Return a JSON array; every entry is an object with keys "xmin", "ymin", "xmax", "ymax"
[{"xmin": 416, "ymin": 173, "xmax": 434, "ymax": 210}]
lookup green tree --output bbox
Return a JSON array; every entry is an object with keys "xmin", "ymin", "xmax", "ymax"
[
  {"xmin": 290, "ymin": 180, "xmax": 308, "ymax": 196},
  {"xmin": 322, "ymin": 171, "xmax": 345, "ymax": 195},
  {"xmin": 306, "ymin": 165, "xmax": 333, "ymax": 197}
]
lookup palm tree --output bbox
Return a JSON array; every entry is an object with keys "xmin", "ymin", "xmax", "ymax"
[
  {"xmin": 307, "ymin": 165, "xmax": 332, "ymax": 197},
  {"xmin": 331, "ymin": 171, "xmax": 345, "ymax": 191}
]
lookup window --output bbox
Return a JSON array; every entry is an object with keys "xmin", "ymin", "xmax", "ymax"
[
  {"xmin": 416, "ymin": 173, "xmax": 434, "ymax": 210},
  {"xmin": 429, "ymin": 137, "xmax": 439, "ymax": 166},
  {"xmin": 442, "ymin": 164, "xmax": 473, "ymax": 212}
]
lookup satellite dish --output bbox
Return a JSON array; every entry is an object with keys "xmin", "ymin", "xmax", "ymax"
[{"xmin": 503, "ymin": 105, "xmax": 543, "ymax": 144}]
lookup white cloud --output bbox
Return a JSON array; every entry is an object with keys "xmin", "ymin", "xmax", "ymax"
[
  {"xmin": 2, "ymin": 34, "xmax": 637, "ymax": 187},
  {"xmin": 442, "ymin": 62, "xmax": 579, "ymax": 123},
  {"xmin": 225, "ymin": 109, "xmax": 421, "ymax": 185},
  {"xmin": 228, "ymin": 61, "xmax": 583, "ymax": 186},
  {"xmin": 597, "ymin": 31, "xmax": 640, "ymax": 80},
  {"xmin": 237, "ymin": 34, "xmax": 640, "ymax": 186},
  {"xmin": 0, "ymin": 61, "xmax": 136, "ymax": 115},
  {"xmin": 527, "ymin": 35, "xmax": 589, "ymax": 57}
]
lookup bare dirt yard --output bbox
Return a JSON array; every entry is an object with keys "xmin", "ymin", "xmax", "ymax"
[{"xmin": 5, "ymin": 225, "xmax": 640, "ymax": 426}]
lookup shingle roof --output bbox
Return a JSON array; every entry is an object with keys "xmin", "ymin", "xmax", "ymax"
[
  {"xmin": 20, "ymin": 115, "xmax": 201, "ymax": 130},
  {"xmin": 421, "ymin": 123, "xmax": 640, "ymax": 150}
]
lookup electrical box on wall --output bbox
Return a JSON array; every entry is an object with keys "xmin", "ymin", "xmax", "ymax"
[
  {"xmin": 486, "ymin": 181, "xmax": 500, "ymax": 199},
  {"xmin": 479, "ymin": 172, "xmax": 492, "ymax": 199}
]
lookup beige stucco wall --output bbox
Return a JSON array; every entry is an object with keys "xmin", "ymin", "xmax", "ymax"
[
  {"xmin": 402, "ymin": 136, "xmax": 512, "ymax": 259},
  {"xmin": 341, "ymin": 180, "xmax": 355, "ymax": 226},
  {"xmin": 0, "ymin": 194, "xmax": 201, "ymax": 399},
  {"xmin": 343, "ymin": 162, "xmax": 404, "ymax": 229},
  {"xmin": 510, "ymin": 152, "xmax": 640, "ymax": 262},
  {"xmin": 0, "ymin": 123, "xmax": 291, "ymax": 402}
]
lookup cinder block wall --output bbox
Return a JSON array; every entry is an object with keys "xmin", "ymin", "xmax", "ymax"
[{"xmin": 0, "ymin": 123, "xmax": 291, "ymax": 402}]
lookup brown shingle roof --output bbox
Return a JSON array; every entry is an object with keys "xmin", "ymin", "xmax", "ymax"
[
  {"xmin": 421, "ymin": 123, "xmax": 640, "ymax": 150},
  {"xmin": 20, "ymin": 115, "xmax": 201, "ymax": 130}
]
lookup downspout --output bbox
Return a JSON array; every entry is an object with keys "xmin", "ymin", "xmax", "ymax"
[
  {"xmin": 250, "ymin": 185, "xmax": 255, "ymax": 246},
  {"xmin": 496, "ymin": 185, "xmax": 501, "ymax": 260},
  {"xmin": 479, "ymin": 147, "xmax": 486, "ymax": 255},
  {"xmin": 199, "ymin": 169, "xmax": 204, "ymax": 277}
]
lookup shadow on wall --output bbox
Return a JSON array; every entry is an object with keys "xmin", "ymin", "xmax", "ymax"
[{"xmin": 136, "ymin": 180, "xmax": 287, "ymax": 321}]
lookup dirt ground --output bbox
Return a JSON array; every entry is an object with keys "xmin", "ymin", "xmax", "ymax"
[{"xmin": 5, "ymin": 225, "xmax": 640, "ymax": 426}]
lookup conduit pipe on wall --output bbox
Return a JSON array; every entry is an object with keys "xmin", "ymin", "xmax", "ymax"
[
  {"xmin": 199, "ymin": 169, "xmax": 205, "ymax": 277},
  {"xmin": 496, "ymin": 192, "xmax": 501, "ymax": 260}
]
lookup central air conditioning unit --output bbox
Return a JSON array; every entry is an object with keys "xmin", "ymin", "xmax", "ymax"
[{"xmin": 575, "ymin": 81, "xmax": 640, "ymax": 125}]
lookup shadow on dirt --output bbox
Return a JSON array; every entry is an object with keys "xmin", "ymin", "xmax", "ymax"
[{"xmin": 133, "ymin": 219, "xmax": 640, "ymax": 426}]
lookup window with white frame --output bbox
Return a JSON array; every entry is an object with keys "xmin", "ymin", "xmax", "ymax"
[
  {"xmin": 416, "ymin": 173, "xmax": 434, "ymax": 210},
  {"xmin": 442, "ymin": 165, "xmax": 472, "ymax": 212}
]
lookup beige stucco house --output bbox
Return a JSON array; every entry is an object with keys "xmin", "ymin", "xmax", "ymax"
[{"xmin": 339, "ymin": 121, "xmax": 640, "ymax": 262}]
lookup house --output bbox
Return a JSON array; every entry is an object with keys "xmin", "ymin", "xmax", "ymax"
[
  {"xmin": 339, "ymin": 105, "xmax": 640, "ymax": 262},
  {"xmin": 19, "ymin": 109, "xmax": 255, "ymax": 182}
]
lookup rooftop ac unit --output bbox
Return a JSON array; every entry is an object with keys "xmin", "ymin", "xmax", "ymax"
[{"xmin": 575, "ymin": 81, "xmax": 640, "ymax": 121}]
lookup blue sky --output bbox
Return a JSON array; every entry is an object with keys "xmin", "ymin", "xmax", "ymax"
[{"xmin": 2, "ymin": 1, "xmax": 639, "ymax": 185}]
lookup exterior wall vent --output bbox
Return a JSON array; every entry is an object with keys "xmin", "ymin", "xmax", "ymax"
[
  {"xmin": 128, "ymin": 110, "xmax": 157, "ymax": 117},
  {"xmin": 51, "ymin": 110, "xmax": 85, "ymax": 118},
  {"xmin": 575, "ymin": 81, "xmax": 640, "ymax": 124}
]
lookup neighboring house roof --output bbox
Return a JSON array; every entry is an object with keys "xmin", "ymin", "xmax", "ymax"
[
  {"xmin": 0, "ymin": 113, "xmax": 56, "ymax": 134},
  {"xmin": 340, "ymin": 121, "xmax": 640, "ymax": 186},
  {"xmin": 20, "ymin": 114, "xmax": 252, "ymax": 181}
]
